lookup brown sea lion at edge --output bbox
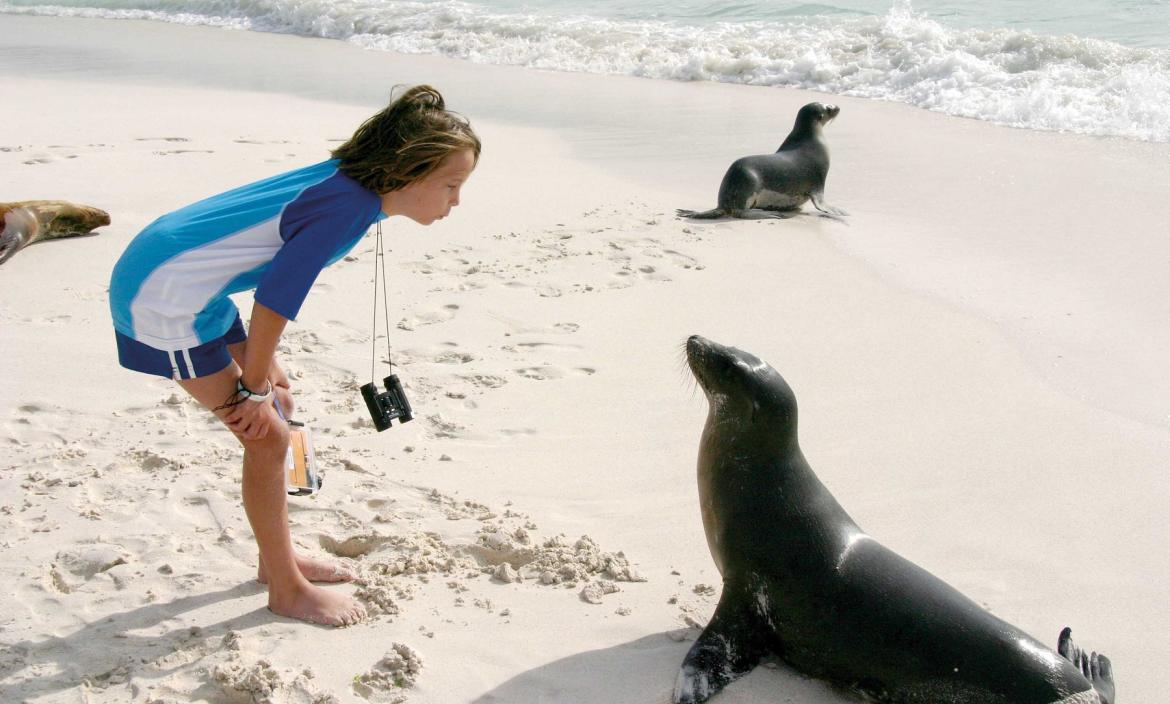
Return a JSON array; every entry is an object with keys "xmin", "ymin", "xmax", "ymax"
[{"xmin": 0, "ymin": 200, "xmax": 111, "ymax": 265}]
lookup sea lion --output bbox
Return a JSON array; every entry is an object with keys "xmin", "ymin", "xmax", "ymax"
[
  {"xmin": 676, "ymin": 335, "xmax": 1116, "ymax": 704},
  {"xmin": 677, "ymin": 102, "xmax": 846, "ymax": 220},
  {"xmin": 0, "ymin": 200, "xmax": 110, "ymax": 265}
]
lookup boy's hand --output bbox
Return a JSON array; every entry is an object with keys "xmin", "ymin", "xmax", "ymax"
[
  {"xmin": 270, "ymin": 358, "xmax": 292, "ymax": 391},
  {"xmin": 268, "ymin": 359, "xmax": 295, "ymax": 418},
  {"xmin": 223, "ymin": 394, "xmax": 279, "ymax": 441},
  {"xmin": 273, "ymin": 384, "xmax": 295, "ymax": 419}
]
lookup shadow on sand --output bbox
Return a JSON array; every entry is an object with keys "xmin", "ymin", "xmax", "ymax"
[
  {"xmin": 470, "ymin": 631, "xmax": 846, "ymax": 704},
  {"xmin": 0, "ymin": 581, "xmax": 276, "ymax": 701}
]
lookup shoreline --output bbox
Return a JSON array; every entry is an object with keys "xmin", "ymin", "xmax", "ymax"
[{"xmin": 2, "ymin": 13, "xmax": 1168, "ymax": 704}]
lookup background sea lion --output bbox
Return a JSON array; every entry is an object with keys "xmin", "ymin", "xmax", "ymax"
[
  {"xmin": 0, "ymin": 200, "xmax": 111, "ymax": 265},
  {"xmin": 677, "ymin": 335, "xmax": 1115, "ymax": 704},
  {"xmin": 677, "ymin": 102, "xmax": 846, "ymax": 220}
]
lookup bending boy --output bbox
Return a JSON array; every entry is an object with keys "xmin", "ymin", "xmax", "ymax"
[{"xmin": 109, "ymin": 86, "xmax": 480, "ymax": 626}]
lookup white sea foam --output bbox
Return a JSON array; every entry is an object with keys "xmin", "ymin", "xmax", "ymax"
[{"xmin": 3, "ymin": 0, "xmax": 1168, "ymax": 142}]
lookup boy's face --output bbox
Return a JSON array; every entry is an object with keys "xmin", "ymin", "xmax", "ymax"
[{"xmin": 383, "ymin": 149, "xmax": 476, "ymax": 225}]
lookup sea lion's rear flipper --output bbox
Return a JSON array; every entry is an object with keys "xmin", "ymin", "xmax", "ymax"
[
  {"xmin": 673, "ymin": 583, "xmax": 768, "ymax": 703},
  {"xmin": 1057, "ymin": 628, "xmax": 1115, "ymax": 704},
  {"xmin": 809, "ymin": 191, "xmax": 848, "ymax": 218},
  {"xmin": 676, "ymin": 208, "xmax": 725, "ymax": 219}
]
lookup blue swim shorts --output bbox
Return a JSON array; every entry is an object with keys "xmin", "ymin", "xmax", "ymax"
[{"xmin": 115, "ymin": 315, "xmax": 247, "ymax": 380}]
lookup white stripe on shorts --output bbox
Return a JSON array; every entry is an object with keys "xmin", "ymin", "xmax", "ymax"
[{"xmin": 182, "ymin": 348, "xmax": 195, "ymax": 379}]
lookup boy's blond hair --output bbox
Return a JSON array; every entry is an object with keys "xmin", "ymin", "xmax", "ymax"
[{"xmin": 332, "ymin": 85, "xmax": 481, "ymax": 194}]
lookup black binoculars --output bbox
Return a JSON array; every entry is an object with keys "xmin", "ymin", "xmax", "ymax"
[{"xmin": 360, "ymin": 374, "xmax": 413, "ymax": 431}]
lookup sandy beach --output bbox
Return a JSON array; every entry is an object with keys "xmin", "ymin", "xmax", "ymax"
[{"xmin": 2, "ymin": 13, "xmax": 1168, "ymax": 704}]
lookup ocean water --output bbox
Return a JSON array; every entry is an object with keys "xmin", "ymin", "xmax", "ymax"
[{"xmin": 2, "ymin": 0, "xmax": 1169, "ymax": 142}]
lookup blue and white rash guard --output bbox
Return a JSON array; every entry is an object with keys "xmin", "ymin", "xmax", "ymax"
[{"xmin": 110, "ymin": 159, "xmax": 384, "ymax": 351}]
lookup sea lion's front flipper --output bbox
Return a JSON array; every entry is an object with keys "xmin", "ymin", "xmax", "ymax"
[{"xmin": 673, "ymin": 583, "xmax": 768, "ymax": 703}]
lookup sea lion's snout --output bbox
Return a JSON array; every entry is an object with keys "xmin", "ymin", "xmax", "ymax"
[
  {"xmin": 686, "ymin": 334, "xmax": 718, "ymax": 370},
  {"xmin": 686, "ymin": 335, "xmax": 757, "ymax": 395},
  {"xmin": 686, "ymin": 335, "xmax": 710, "ymax": 380},
  {"xmin": 0, "ymin": 208, "xmax": 33, "ymax": 266},
  {"xmin": 0, "ymin": 228, "xmax": 24, "ymax": 265},
  {"xmin": 824, "ymin": 104, "xmax": 840, "ymax": 123},
  {"xmin": 685, "ymin": 334, "xmax": 710, "ymax": 359},
  {"xmin": 686, "ymin": 335, "xmax": 727, "ymax": 393}
]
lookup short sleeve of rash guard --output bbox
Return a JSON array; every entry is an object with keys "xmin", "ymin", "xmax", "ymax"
[{"xmin": 253, "ymin": 173, "xmax": 381, "ymax": 321}]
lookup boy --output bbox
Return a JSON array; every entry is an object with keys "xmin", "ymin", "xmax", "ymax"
[{"xmin": 110, "ymin": 86, "xmax": 480, "ymax": 626}]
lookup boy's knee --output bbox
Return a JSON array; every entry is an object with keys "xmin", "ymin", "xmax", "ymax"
[{"xmin": 244, "ymin": 423, "xmax": 290, "ymax": 459}]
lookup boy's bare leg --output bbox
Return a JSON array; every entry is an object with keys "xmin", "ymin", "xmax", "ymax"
[
  {"xmin": 225, "ymin": 341, "xmax": 355, "ymax": 585},
  {"xmin": 178, "ymin": 363, "xmax": 365, "ymax": 626}
]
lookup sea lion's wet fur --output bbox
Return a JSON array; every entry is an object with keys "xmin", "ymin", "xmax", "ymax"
[
  {"xmin": 677, "ymin": 103, "xmax": 846, "ymax": 220},
  {"xmin": 676, "ymin": 335, "xmax": 1114, "ymax": 704},
  {"xmin": 0, "ymin": 200, "xmax": 110, "ymax": 265}
]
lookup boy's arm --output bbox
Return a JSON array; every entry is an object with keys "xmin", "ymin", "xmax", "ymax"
[{"xmin": 241, "ymin": 301, "xmax": 288, "ymax": 393}]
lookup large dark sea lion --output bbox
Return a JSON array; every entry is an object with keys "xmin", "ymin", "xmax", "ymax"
[
  {"xmin": 0, "ymin": 200, "xmax": 110, "ymax": 265},
  {"xmin": 676, "ymin": 102, "xmax": 846, "ymax": 220},
  {"xmin": 676, "ymin": 335, "xmax": 1115, "ymax": 704}
]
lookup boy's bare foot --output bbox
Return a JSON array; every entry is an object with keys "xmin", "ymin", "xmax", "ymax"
[
  {"xmin": 258, "ymin": 553, "xmax": 356, "ymax": 584},
  {"xmin": 268, "ymin": 582, "xmax": 366, "ymax": 627}
]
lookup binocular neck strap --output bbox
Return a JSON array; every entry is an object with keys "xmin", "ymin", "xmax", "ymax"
[{"xmin": 370, "ymin": 221, "xmax": 394, "ymax": 385}]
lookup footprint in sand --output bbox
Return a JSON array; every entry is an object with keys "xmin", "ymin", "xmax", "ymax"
[
  {"xmin": 398, "ymin": 304, "xmax": 459, "ymax": 331},
  {"xmin": 514, "ymin": 366, "xmax": 564, "ymax": 381},
  {"xmin": 283, "ymin": 329, "xmax": 332, "ymax": 354},
  {"xmin": 458, "ymin": 374, "xmax": 508, "ymax": 389},
  {"xmin": 488, "ymin": 314, "xmax": 581, "ymax": 338},
  {"xmin": 49, "ymin": 543, "xmax": 132, "ymax": 593},
  {"xmin": 614, "ymin": 263, "xmax": 672, "ymax": 283},
  {"xmin": 154, "ymin": 149, "xmax": 215, "ymax": 156},
  {"xmin": 46, "ymin": 146, "xmax": 80, "ymax": 160},
  {"xmin": 512, "ymin": 341, "xmax": 582, "ymax": 353},
  {"xmin": 322, "ymin": 319, "xmax": 366, "ymax": 343},
  {"xmin": 426, "ymin": 413, "xmax": 468, "ymax": 439},
  {"xmin": 232, "ymin": 138, "xmax": 294, "ymax": 145},
  {"xmin": 431, "ymin": 345, "xmax": 475, "ymax": 365},
  {"xmin": 125, "ymin": 448, "xmax": 187, "ymax": 473},
  {"xmin": 664, "ymin": 248, "xmax": 703, "ymax": 270}
]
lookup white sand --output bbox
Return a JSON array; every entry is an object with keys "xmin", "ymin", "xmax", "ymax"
[{"xmin": 2, "ymin": 14, "xmax": 1168, "ymax": 704}]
